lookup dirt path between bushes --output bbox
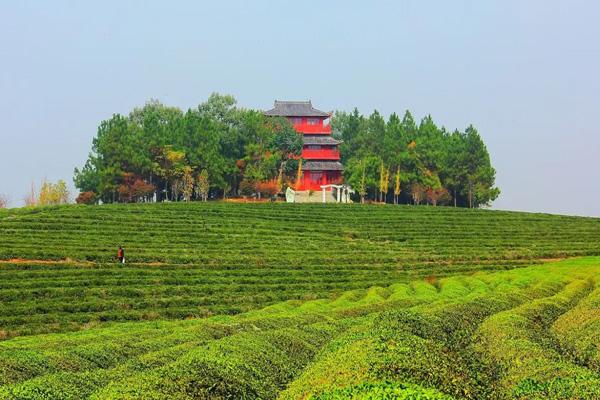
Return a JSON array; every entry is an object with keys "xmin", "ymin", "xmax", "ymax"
[{"xmin": 0, "ymin": 257, "xmax": 568, "ymax": 267}]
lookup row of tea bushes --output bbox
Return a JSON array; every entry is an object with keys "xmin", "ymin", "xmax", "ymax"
[
  {"xmin": 1, "ymin": 203, "xmax": 599, "ymax": 265},
  {"xmin": 2, "ymin": 202, "xmax": 599, "ymax": 337},
  {"xmin": 1, "ymin": 259, "xmax": 599, "ymax": 399}
]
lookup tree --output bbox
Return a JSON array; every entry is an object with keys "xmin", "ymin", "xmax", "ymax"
[
  {"xmin": 38, "ymin": 181, "xmax": 50, "ymax": 205},
  {"xmin": 268, "ymin": 116, "xmax": 302, "ymax": 192},
  {"xmin": 73, "ymin": 159, "xmax": 100, "ymax": 195},
  {"xmin": 345, "ymin": 155, "xmax": 381, "ymax": 202},
  {"xmin": 462, "ymin": 126, "xmax": 499, "ymax": 208},
  {"xmin": 86, "ymin": 114, "xmax": 139, "ymax": 202},
  {"xmin": 426, "ymin": 187, "xmax": 450, "ymax": 206},
  {"xmin": 411, "ymin": 183, "xmax": 426, "ymax": 205},
  {"xmin": 221, "ymin": 181, "xmax": 231, "ymax": 199},
  {"xmin": 239, "ymin": 179, "xmax": 256, "ymax": 197},
  {"xmin": 196, "ymin": 169, "xmax": 210, "ymax": 201},
  {"xmin": 383, "ymin": 167, "xmax": 390, "ymax": 203},
  {"xmin": 38, "ymin": 180, "xmax": 69, "ymax": 205},
  {"xmin": 153, "ymin": 146, "xmax": 187, "ymax": 201},
  {"xmin": 334, "ymin": 108, "xmax": 365, "ymax": 164},
  {"xmin": 378, "ymin": 162, "xmax": 386, "ymax": 203},
  {"xmin": 393, "ymin": 166, "xmax": 401, "ymax": 205},
  {"xmin": 295, "ymin": 158, "xmax": 303, "ymax": 190},
  {"xmin": 181, "ymin": 167, "xmax": 194, "ymax": 202},
  {"xmin": 76, "ymin": 191, "xmax": 97, "ymax": 205},
  {"xmin": 420, "ymin": 168, "xmax": 442, "ymax": 205},
  {"xmin": 24, "ymin": 183, "xmax": 36, "ymax": 207},
  {"xmin": 118, "ymin": 173, "xmax": 154, "ymax": 202},
  {"xmin": 171, "ymin": 179, "xmax": 183, "ymax": 202},
  {"xmin": 269, "ymin": 117, "xmax": 303, "ymax": 156},
  {"xmin": 358, "ymin": 162, "xmax": 367, "ymax": 204},
  {"xmin": 256, "ymin": 180, "xmax": 278, "ymax": 198},
  {"xmin": 442, "ymin": 130, "xmax": 468, "ymax": 207}
]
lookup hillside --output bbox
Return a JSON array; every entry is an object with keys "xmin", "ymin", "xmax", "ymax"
[
  {"xmin": 0, "ymin": 203, "xmax": 599, "ymax": 339},
  {"xmin": 4, "ymin": 203, "xmax": 599, "ymax": 265},
  {"xmin": 0, "ymin": 259, "xmax": 599, "ymax": 399},
  {"xmin": 1, "ymin": 203, "xmax": 600, "ymax": 399}
]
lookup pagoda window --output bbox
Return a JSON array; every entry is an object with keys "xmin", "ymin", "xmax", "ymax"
[
  {"xmin": 289, "ymin": 117, "xmax": 302, "ymax": 125},
  {"xmin": 310, "ymin": 171, "xmax": 323, "ymax": 181},
  {"xmin": 307, "ymin": 145, "xmax": 321, "ymax": 150},
  {"xmin": 307, "ymin": 118, "xmax": 320, "ymax": 125}
]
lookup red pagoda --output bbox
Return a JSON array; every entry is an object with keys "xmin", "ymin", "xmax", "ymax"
[{"xmin": 265, "ymin": 100, "xmax": 343, "ymax": 191}]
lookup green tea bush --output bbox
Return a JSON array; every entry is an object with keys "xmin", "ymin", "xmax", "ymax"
[
  {"xmin": 310, "ymin": 381, "xmax": 455, "ymax": 400},
  {"xmin": 1, "ymin": 203, "xmax": 600, "ymax": 398}
]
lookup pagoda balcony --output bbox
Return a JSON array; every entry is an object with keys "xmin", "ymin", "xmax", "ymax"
[
  {"xmin": 302, "ymin": 149, "xmax": 340, "ymax": 160},
  {"xmin": 293, "ymin": 123, "xmax": 332, "ymax": 134}
]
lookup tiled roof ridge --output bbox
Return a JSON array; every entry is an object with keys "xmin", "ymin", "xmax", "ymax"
[
  {"xmin": 303, "ymin": 161, "xmax": 344, "ymax": 171},
  {"xmin": 264, "ymin": 100, "xmax": 330, "ymax": 117}
]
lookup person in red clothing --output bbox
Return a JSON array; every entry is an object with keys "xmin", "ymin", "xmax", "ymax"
[{"xmin": 117, "ymin": 246, "xmax": 125, "ymax": 264}]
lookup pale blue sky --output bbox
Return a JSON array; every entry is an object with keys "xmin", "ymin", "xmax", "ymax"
[{"xmin": 1, "ymin": 1, "xmax": 598, "ymax": 215}]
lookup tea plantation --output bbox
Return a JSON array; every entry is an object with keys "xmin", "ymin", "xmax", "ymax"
[{"xmin": 1, "ymin": 203, "xmax": 599, "ymax": 399}]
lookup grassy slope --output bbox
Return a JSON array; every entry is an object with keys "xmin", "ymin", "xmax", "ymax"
[
  {"xmin": 1, "ymin": 203, "xmax": 599, "ymax": 338},
  {"xmin": 1, "ymin": 203, "xmax": 600, "ymax": 265},
  {"xmin": 0, "ymin": 203, "xmax": 600, "ymax": 398}
]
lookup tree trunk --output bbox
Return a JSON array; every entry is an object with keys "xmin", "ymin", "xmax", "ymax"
[
  {"xmin": 468, "ymin": 184, "xmax": 473, "ymax": 209},
  {"xmin": 454, "ymin": 189, "xmax": 457, "ymax": 207}
]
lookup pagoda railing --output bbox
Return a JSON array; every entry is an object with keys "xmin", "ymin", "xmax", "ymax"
[
  {"xmin": 293, "ymin": 123, "xmax": 332, "ymax": 134},
  {"xmin": 301, "ymin": 149, "xmax": 340, "ymax": 160}
]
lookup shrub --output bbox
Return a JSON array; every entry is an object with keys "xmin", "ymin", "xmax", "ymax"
[
  {"xmin": 256, "ymin": 180, "xmax": 279, "ymax": 197},
  {"xmin": 75, "ymin": 191, "xmax": 97, "ymax": 205},
  {"xmin": 239, "ymin": 179, "xmax": 256, "ymax": 196}
]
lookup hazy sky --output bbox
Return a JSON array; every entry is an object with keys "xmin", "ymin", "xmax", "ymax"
[{"xmin": 1, "ymin": 1, "xmax": 599, "ymax": 216}]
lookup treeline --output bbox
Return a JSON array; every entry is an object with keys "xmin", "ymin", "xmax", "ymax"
[
  {"xmin": 75, "ymin": 93, "xmax": 499, "ymax": 207},
  {"xmin": 74, "ymin": 94, "xmax": 302, "ymax": 204},
  {"xmin": 334, "ymin": 109, "xmax": 499, "ymax": 207}
]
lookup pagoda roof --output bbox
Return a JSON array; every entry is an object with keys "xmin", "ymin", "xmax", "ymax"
[
  {"xmin": 303, "ymin": 136, "xmax": 342, "ymax": 145},
  {"xmin": 264, "ymin": 100, "xmax": 330, "ymax": 117},
  {"xmin": 303, "ymin": 161, "xmax": 344, "ymax": 171}
]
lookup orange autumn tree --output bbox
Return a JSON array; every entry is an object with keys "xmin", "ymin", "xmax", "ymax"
[
  {"xmin": 256, "ymin": 180, "xmax": 279, "ymax": 198},
  {"xmin": 295, "ymin": 159, "xmax": 303, "ymax": 190},
  {"xmin": 118, "ymin": 173, "xmax": 155, "ymax": 203}
]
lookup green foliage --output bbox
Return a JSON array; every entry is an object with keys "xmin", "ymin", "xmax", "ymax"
[
  {"xmin": 344, "ymin": 156, "xmax": 381, "ymax": 201},
  {"xmin": 0, "ymin": 204, "xmax": 599, "ymax": 398},
  {"xmin": 334, "ymin": 109, "xmax": 498, "ymax": 206},
  {"xmin": 75, "ymin": 95, "xmax": 301, "ymax": 202},
  {"xmin": 310, "ymin": 382, "xmax": 455, "ymax": 400},
  {"xmin": 280, "ymin": 260, "xmax": 600, "ymax": 400},
  {"xmin": 76, "ymin": 94, "xmax": 498, "ymax": 207},
  {"xmin": 1, "ymin": 203, "xmax": 600, "ymax": 338},
  {"xmin": 0, "ymin": 259, "xmax": 599, "ymax": 398}
]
